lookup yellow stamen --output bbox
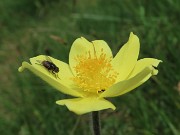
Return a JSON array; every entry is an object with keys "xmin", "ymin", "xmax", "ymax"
[{"xmin": 72, "ymin": 48, "xmax": 118, "ymax": 94}]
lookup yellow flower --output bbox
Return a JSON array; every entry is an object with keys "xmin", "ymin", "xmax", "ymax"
[{"xmin": 18, "ymin": 32, "xmax": 162, "ymax": 115}]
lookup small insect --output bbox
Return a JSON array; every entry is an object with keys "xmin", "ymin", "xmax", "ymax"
[
  {"xmin": 36, "ymin": 56, "xmax": 60, "ymax": 79},
  {"xmin": 98, "ymin": 89, "xmax": 105, "ymax": 93}
]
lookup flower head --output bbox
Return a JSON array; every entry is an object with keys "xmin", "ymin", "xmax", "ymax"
[{"xmin": 18, "ymin": 32, "xmax": 162, "ymax": 115}]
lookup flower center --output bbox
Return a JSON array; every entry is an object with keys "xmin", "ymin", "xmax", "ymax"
[{"xmin": 72, "ymin": 48, "xmax": 118, "ymax": 94}]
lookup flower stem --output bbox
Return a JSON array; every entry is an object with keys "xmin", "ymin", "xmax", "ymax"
[{"xmin": 91, "ymin": 111, "xmax": 101, "ymax": 135}]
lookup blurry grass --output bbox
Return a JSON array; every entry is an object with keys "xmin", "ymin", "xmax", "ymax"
[{"xmin": 0, "ymin": 0, "xmax": 180, "ymax": 135}]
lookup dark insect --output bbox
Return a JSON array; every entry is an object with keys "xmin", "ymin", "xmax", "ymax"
[
  {"xmin": 98, "ymin": 89, "xmax": 105, "ymax": 93},
  {"xmin": 36, "ymin": 56, "xmax": 60, "ymax": 79}
]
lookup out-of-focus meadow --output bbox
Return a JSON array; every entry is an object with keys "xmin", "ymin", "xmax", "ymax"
[{"xmin": 0, "ymin": 0, "xmax": 180, "ymax": 135}]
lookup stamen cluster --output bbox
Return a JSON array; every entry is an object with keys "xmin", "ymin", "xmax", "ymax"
[{"xmin": 73, "ymin": 49, "xmax": 118, "ymax": 94}]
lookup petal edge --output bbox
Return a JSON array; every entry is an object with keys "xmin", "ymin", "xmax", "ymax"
[
  {"xmin": 127, "ymin": 58, "xmax": 162, "ymax": 79},
  {"xmin": 56, "ymin": 97, "xmax": 116, "ymax": 115},
  {"xmin": 100, "ymin": 66, "xmax": 156, "ymax": 98}
]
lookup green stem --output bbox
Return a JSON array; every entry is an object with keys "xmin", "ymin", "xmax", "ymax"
[{"xmin": 92, "ymin": 111, "xmax": 101, "ymax": 135}]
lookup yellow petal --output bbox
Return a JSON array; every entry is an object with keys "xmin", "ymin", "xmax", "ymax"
[
  {"xmin": 29, "ymin": 55, "xmax": 75, "ymax": 87},
  {"xmin": 69, "ymin": 37, "xmax": 94, "ymax": 75},
  {"xmin": 111, "ymin": 32, "xmax": 140, "ymax": 82},
  {"xmin": 92, "ymin": 40, "xmax": 113, "ymax": 59},
  {"xmin": 18, "ymin": 61, "xmax": 83, "ymax": 97},
  {"xmin": 127, "ymin": 58, "xmax": 162, "ymax": 79},
  {"xmin": 56, "ymin": 97, "xmax": 116, "ymax": 115},
  {"xmin": 69, "ymin": 38, "xmax": 113, "ymax": 76},
  {"xmin": 100, "ymin": 66, "xmax": 156, "ymax": 98}
]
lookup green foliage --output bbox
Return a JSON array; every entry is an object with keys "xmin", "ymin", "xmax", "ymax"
[{"xmin": 0, "ymin": 0, "xmax": 180, "ymax": 134}]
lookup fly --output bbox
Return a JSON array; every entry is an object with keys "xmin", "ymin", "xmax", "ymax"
[{"xmin": 36, "ymin": 56, "xmax": 60, "ymax": 79}]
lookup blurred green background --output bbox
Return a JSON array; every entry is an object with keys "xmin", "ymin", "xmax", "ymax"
[{"xmin": 0, "ymin": 0, "xmax": 180, "ymax": 135}]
